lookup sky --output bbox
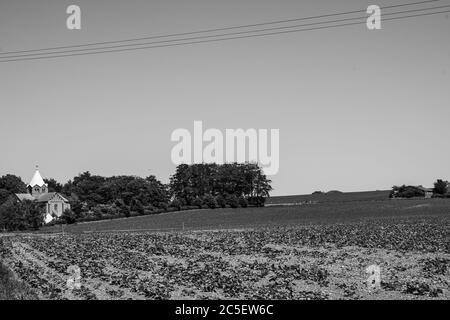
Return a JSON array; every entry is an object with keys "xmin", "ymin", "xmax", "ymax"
[{"xmin": 0, "ymin": 0, "xmax": 449, "ymax": 196}]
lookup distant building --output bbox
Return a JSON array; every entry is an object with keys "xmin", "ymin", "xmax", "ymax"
[
  {"xmin": 15, "ymin": 167, "xmax": 71, "ymax": 223},
  {"xmin": 418, "ymin": 186, "xmax": 434, "ymax": 199}
]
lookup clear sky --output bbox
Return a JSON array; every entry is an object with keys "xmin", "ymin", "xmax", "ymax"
[{"xmin": 0, "ymin": 0, "xmax": 449, "ymax": 196}]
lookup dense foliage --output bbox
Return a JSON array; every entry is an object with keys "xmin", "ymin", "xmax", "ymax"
[
  {"xmin": 0, "ymin": 199, "xmax": 44, "ymax": 231},
  {"xmin": 169, "ymin": 163, "xmax": 272, "ymax": 207},
  {"xmin": 389, "ymin": 185, "xmax": 425, "ymax": 198},
  {"xmin": 0, "ymin": 175, "xmax": 45, "ymax": 231},
  {"xmin": 0, "ymin": 163, "xmax": 273, "ymax": 230},
  {"xmin": 433, "ymin": 179, "xmax": 449, "ymax": 196},
  {"xmin": 63, "ymin": 172, "xmax": 169, "ymax": 209},
  {"xmin": 0, "ymin": 174, "xmax": 27, "ymax": 206}
]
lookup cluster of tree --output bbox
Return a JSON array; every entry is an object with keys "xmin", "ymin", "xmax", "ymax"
[
  {"xmin": 433, "ymin": 179, "xmax": 450, "ymax": 197},
  {"xmin": 0, "ymin": 175, "xmax": 27, "ymax": 206},
  {"xmin": 389, "ymin": 185, "xmax": 425, "ymax": 198},
  {"xmin": 169, "ymin": 163, "xmax": 272, "ymax": 207},
  {"xmin": 389, "ymin": 179, "xmax": 449, "ymax": 198},
  {"xmin": 58, "ymin": 172, "xmax": 170, "ymax": 221},
  {"xmin": 0, "ymin": 163, "xmax": 273, "ymax": 230},
  {"xmin": 0, "ymin": 199, "xmax": 44, "ymax": 231},
  {"xmin": 63, "ymin": 172, "xmax": 169, "ymax": 208}
]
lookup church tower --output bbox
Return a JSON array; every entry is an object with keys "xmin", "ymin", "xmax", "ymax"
[{"xmin": 28, "ymin": 166, "xmax": 48, "ymax": 198}]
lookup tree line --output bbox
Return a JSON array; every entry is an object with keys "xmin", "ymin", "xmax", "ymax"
[{"xmin": 0, "ymin": 163, "xmax": 272, "ymax": 231}]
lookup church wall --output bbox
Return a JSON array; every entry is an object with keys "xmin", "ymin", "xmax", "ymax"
[{"xmin": 47, "ymin": 199, "xmax": 70, "ymax": 217}]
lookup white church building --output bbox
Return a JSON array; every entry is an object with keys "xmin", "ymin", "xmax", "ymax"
[{"xmin": 15, "ymin": 167, "xmax": 71, "ymax": 223}]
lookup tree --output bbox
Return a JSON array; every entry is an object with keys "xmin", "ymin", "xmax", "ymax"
[
  {"xmin": 66, "ymin": 171, "xmax": 106, "ymax": 207},
  {"xmin": 389, "ymin": 185, "xmax": 425, "ymax": 198},
  {"xmin": 169, "ymin": 163, "xmax": 272, "ymax": 205},
  {"xmin": 239, "ymin": 196, "xmax": 248, "ymax": 208},
  {"xmin": 22, "ymin": 200, "xmax": 45, "ymax": 229},
  {"xmin": 0, "ymin": 199, "xmax": 44, "ymax": 231},
  {"xmin": 226, "ymin": 194, "xmax": 239, "ymax": 208},
  {"xmin": 0, "ymin": 200, "xmax": 25, "ymax": 231},
  {"xmin": 71, "ymin": 200, "xmax": 84, "ymax": 220},
  {"xmin": 130, "ymin": 198, "xmax": 145, "ymax": 215},
  {"xmin": 0, "ymin": 189, "xmax": 12, "ymax": 206},
  {"xmin": 433, "ymin": 179, "xmax": 448, "ymax": 195},
  {"xmin": 44, "ymin": 178, "xmax": 63, "ymax": 193},
  {"xmin": 62, "ymin": 172, "xmax": 169, "ymax": 215},
  {"xmin": 192, "ymin": 197, "xmax": 203, "ymax": 209},
  {"xmin": 169, "ymin": 199, "xmax": 183, "ymax": 210},
  {"xmin": 216, "ymin": 195, "xmax": 227, "ymax": 208},
  {"xmin": 0, "ymin": 174, "xmax": 27, "ymax": 194},
  {"xmin": 203, "ymin": 194, "xmax": 218, "ymax": 209},
  {"xmin": 121, "ymin": 206, "xmax": 131, "ymax": 218},
  {"xmin": 61, "ymin": 209, "xmax": 76, "ymax": 224}
]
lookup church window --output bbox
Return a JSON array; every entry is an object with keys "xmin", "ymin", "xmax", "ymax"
[{"xmin": 54, "ymin": 204, "xmax": 58, "ymax": 211}]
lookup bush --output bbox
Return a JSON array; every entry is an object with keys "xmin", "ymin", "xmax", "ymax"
[
  {"xmin": 203, "ymin": 194, "xmax": 218, "ymax": 209},
  {"xmin": 157, "ymin": 202, "xmax": 169, "ymax": 211},
  {"xmin": 130, "ymin": 199, "xmax": 145, "ymax": 215},
  {"xmin": 0, "ymin": 189, "xmax": 12, "ymax": 207},
  {"xmin": 238, "ymin": 196, "xmax": 248, "ymax": 208},
  {"xmin": 192, "ymin": 197, "xmax": 204, "ymax": 209},
  {"xmin": 120, "ymin": 205, "xmax": 131, "ymax": 218},
  {"xmin": 169, "ymin": 199, "xmax": 183, "ymax": 210},
  {"xmin": 143, "ymin": 204, "xmax": 156, "ymax": 212},
  {"xmin": 248, "ymin": 196, "xmax": 266, "ymax": 207},
  {"xmin": 71, "ymin": 200, "xmax": 84, "ymax": 219},
  {"xmin": 61, "ymin": 209, "xmax": 76, "ymax": 224},
  {"xmin": 226, "ymin": 194, "xmax": 239, "ymax": 208},
  {"xmin": 93, "ymin": 206, "xmax": 103, "ymax": 219},
  {"xmin": 183, "ymin": 205, "xmax": 199, "ymax": 210},
  {"xmin": 216, "ymin": 195, "xmax": 227, "ymax": 208}
]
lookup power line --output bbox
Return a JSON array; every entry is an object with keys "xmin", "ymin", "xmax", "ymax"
[
  {"xmin": 0, "ymin": 9, "xmax": 448, "ymax": 63},
  {"xmin": 1, "ymin": 4, "xmax": 448, "ymax": 60},
  {"xmin": 1, "ymin": 9, "xmax": 448, "ymax": 63},
  {"xmin": 0, "ymin": 0, "xmax": 444, "ymax": 56}
]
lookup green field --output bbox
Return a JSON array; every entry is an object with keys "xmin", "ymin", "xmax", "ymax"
[
  {"xmin": 267, "ymin": 190, "xmax": 391, "ymax": 205},
  {"xmin": 40, "ymin": 197, "xmax": 449, "ymax": 234}
]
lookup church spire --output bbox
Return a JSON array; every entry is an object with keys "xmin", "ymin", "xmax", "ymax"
[{"xmin": 28, "ymin": 166, "xmax": 46, "ymax": 187}]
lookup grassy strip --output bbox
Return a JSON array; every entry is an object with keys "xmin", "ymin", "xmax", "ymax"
[{"xmin": 0, "ymin": 261, "xmax": 38, "ymax": 300}]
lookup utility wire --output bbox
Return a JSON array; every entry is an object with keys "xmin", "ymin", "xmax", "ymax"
[
  {"xmin": 0, "ymin": 0, "xmax": 444, "ymax": 56},
  {"xmin": 0, "ymin": 9, "xmax": 449, "ymax": 62},
  {"xmin": 1, "ymin": 5, "xmax": 448, "ymax": 60}
]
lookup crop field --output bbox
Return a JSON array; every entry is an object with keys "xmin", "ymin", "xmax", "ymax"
[
  {"xmin": 39, "ymin": 198, "xmax": 450, "ymax": 233},
  {"xmin": 0, "ymin": 206, "xmax": 449, "ymax": 300}
]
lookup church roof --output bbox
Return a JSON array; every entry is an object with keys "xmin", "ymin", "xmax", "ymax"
[
  {"xmin": 28, "ymin": 169, "xmax": 47, "ymax": 187},
  {"xmin": 15, "ymin": 193, "xmax": 36, "ymax": 201},
  {"xmin": 35, "ymin": 192, "xmax": 69, "ymax": 203},
  {"xmin": 15, "ymin": 192, "xmax": 70, "ymax": 203}
]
